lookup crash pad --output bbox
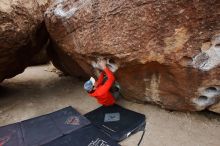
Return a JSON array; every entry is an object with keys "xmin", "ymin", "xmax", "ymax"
[
  {"xmin": 43, "ymin": 125, "xmax": 120, "ymax": 146},
  {"xmin": 0, "ymin": 106, "xmax": 90, "ymax": 146},
  {"xmin": 21, "ymin": 115, "xmax": 62, "ymax": 146},
  {"xmin": 0, "ymin": 123, "xmax": 23, "ymax": 146},
  {"xmin": 85, "ymin": 104, "xmax": 146, "ymax": 141},
  {"xmin": 49, "ymin": 106, "xmax": 91, "ymax": 135}
]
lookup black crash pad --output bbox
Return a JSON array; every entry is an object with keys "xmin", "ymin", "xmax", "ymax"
[
  {"xmin": 85, "ymin": 104, "xmax": 146, "ymax": 141},
  {"xmin": 43, "ymin": 125, "xmax": 120, "ymax": 146},
  {"xmin": 50, "ymin": 106, "xmax": 91, "ymax": 135},
  {"xmin": 21, "ymin": 106, "xmax": 90, "ymax": 146},
  {"xmin": 21, "ymin": 115, "xmax": 62, "ymax": 146},
  {"xmin": 0, "ymin": 123, "xmax": 23, "ymax": 146},
  {"xmin": 0, "ymin": 106, "xmax": 90, "ymax": 146}
]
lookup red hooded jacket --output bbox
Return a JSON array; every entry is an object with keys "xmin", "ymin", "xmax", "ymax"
[{"xmin": 89, "ymin": 67, "xmax": 116, "ymax": 106}]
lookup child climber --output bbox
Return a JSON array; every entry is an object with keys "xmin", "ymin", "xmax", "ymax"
[{"xmin": 84, "ymin": 59, "xmax": 120, "ymax": 106}]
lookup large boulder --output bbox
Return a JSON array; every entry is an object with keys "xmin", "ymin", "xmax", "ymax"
[
  {"xmin": 45, "ymin": 0, "xmax": 220, "ymax": 113},
  {"xmin": 29, "ymin": 40, "xmax": 50, "ymax": 66},
  {"xmin": 0, "ymin": 0, "xmax": 49, "ymax": 81}
]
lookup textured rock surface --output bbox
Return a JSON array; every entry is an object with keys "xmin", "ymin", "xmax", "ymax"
[
  {"xmin": 209, "ymin": 102, "xmax": 220, "ymax": 113},
  {"xmin": 45, "ymin": 0, "xmax": 220, "ymax": 112},
  {"xmin": 46, "ymin": 41, "xmax": 89, "ymax": 79},
  {"xmin": 29, "ymin": 40, "xmax": 50, "ymax": 66},
  {"xmin": 0, "ymin": 0, "xmax": 49, "ymax": 81}
]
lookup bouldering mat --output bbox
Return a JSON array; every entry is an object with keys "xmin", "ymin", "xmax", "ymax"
[
  {"xmin": 43, "ymin": 125, "xmax": 120, "ymax": 146},
  {"xmin": 0, "ymin": 123, "xmax": 23, "ymax": 146},
  {"xmin": 0, "ymin": 106, "xmax": 90, "ymax": 146},
  {"xmin": 21, "ymin": 114, "xmax": 62, "ymax": 146},
  {"xmin": 85, "ymin": 104, "xmax": 146, "ymax": 141},
  {"xmin": 49, "ymin": 106, "xmax": 91, "ymax": 135}
]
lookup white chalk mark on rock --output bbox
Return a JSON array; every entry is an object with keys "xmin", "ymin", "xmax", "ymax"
[
  {"xmin": 54, "ymin": 6, "xmax": 77, "ymax": 18},
  {"xmin": 145, "ymin": 74, "xmax": 161, "ymax": 103},
  {"xmin": 53, "ymin": 0, "xmax": 91, "ymax": 19},
  {"xmin": 192, "ymin": 35, "xmax": 220, "ymax": 71},
  {"xmin": 106, "ymin": 59, "xmax": 118, "ymax": 73},
  {"xmin": 192, "ymin": 86, "xmax": 220, "ymax": 110},
  {"xmin": 91, "ymin": 58, "xmax": 119, "ymax": 73}
]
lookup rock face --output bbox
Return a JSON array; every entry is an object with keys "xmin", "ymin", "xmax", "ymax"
[
  {"xmin": 209, "ymin": 102, "xmax": 220, "ymax": 113},
  {"xmin": 45, "ymin": 0, "xmax": 220, "ymax": 112},
  {"xmin": 29, "ymin": 41, "xmax": 50, "ymax": 66},
  {"xmin": 0, "ymin": 0, "xmax": 49, "ymax": 81}
]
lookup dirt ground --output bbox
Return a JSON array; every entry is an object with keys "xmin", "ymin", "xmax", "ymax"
[{"xmin": 0, "ymin": 64, "xmax": 220, "ymax": 146}]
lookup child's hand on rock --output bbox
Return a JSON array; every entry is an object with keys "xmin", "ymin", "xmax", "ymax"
[{"xmin": 97, "ymin": 59, "xmax": 107, "ymax": 70}]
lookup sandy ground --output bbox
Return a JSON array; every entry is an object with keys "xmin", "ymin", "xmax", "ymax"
[{"xmin": 0, "ymin": 64, "xmax": 220, "ymax": 146}]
